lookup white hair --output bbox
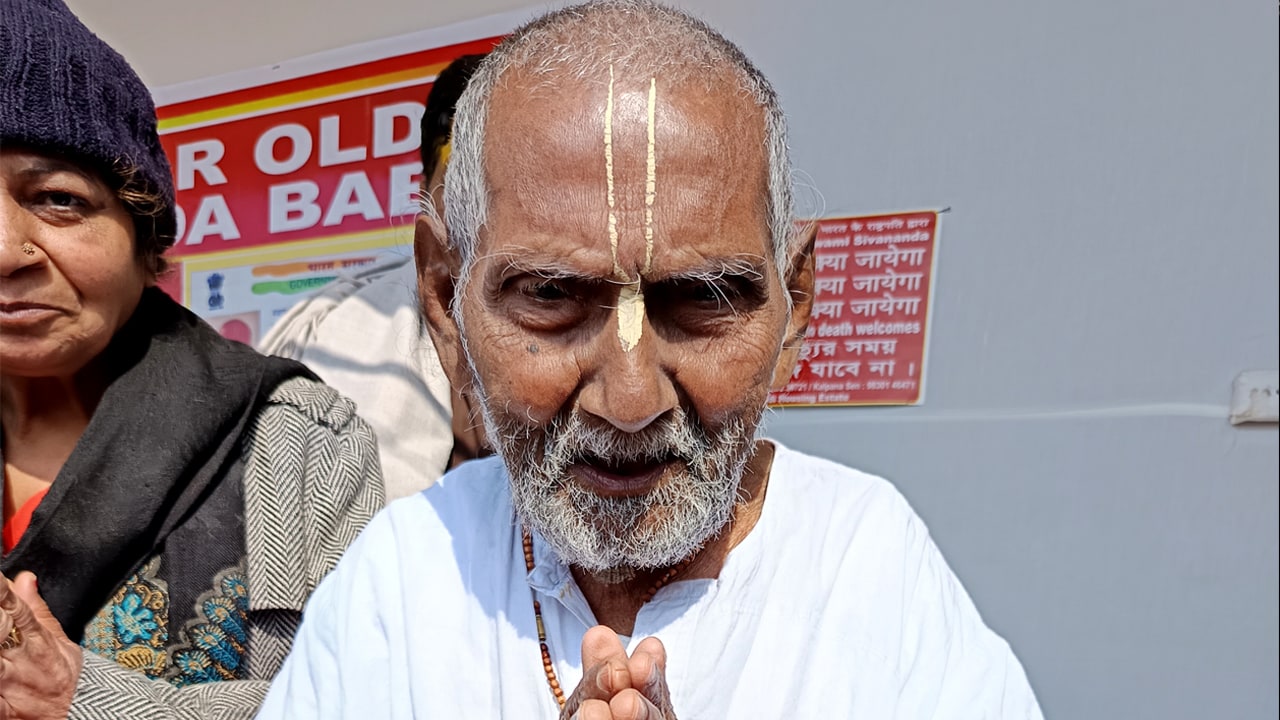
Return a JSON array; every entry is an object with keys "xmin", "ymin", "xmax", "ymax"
[{"xmin": 443, "ymin": 0, "xmax": 795, "ymax": 309}]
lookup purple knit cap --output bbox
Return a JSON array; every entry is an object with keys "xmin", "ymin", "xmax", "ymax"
[{"xmin": 0, "ymin": 0, "xmax": 178, "ymax": 256}]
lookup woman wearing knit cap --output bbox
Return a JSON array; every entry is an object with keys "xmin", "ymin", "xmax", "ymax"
[{"xmin": 0, "ymin": 0, "xmax": 384, "ymax": 716}]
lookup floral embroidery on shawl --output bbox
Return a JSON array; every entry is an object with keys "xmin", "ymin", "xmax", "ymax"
[
  {"xmin": 79, "ymin": 557, "xmax": 251, "ymax": 686},
  {"xmin": 80, "ymin": 557, "xmax": 169, "ymax": 677},
  {"xmin": 167, "ymin": 566, "xmax": 251, "ymax": 686}
]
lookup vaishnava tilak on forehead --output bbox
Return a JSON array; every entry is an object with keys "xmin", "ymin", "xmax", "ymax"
[{"xmin": 604, "ymin": 65, "xmax": 660, "ymax": 352}]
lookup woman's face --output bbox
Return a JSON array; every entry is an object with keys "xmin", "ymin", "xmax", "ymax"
[{"xmin": 0, "ymin": 148, "xmax": 148, "ymax": 379}]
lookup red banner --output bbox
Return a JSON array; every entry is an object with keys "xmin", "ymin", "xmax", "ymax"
[
  {"xmin": 150, "ymin": 36, "xmax": 501, "ymax": 344},
  {"xmin": 159, "ymin": 38, "xmax": 499, "ymax": 256}
]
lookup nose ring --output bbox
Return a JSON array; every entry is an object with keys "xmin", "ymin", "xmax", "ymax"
[{"xmin": 20, "ymin": 242, "xmax": 36, "ymax": 255}]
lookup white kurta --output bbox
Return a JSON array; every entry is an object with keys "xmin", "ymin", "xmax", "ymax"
[{"xmin": 257, "ymin": 442, "xmax": 1042, "ymax": 719}]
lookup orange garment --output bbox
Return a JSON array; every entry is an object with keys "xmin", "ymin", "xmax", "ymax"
[{"xmin": 2, "ymin": 486, "xmax": 49, "ymax": 554}]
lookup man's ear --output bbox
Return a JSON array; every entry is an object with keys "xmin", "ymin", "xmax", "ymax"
[
  {"xmin": 770, "ymin": 222, "xmax": 817, "ymax": 392},
  {"xmin": 414, "ymin": 212, "xmax": 469, "ymax": 394}
]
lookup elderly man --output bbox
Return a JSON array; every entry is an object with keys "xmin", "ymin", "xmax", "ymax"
[{"xmin": 257, "ymin": 2, "xmax": 1042, "ymax": 718}]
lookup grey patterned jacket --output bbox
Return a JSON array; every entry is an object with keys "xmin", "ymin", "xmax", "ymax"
[{"xmin": 69, "ymin": 377, "xmax": 385, "ymax": 720}]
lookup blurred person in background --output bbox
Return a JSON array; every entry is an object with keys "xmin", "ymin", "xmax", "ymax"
[{"xmin": 259, "ymin": 53, "xmax": 491, "ymax": 501}]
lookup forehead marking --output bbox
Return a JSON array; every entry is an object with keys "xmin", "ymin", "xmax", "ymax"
[
  {"xmin": 617, "ymin": 282, "xmax": 644, "ymax": 352},
  {"xmin": 605, "ymin": 64, "xmax": 622, "ymax": 278},
  {"xmin": 601, "ymin": 71, "xmax": 660, "ymax": 353},
  {"xmin": 616, "ymin": 76, "xmax": 659, "ymax": 352},
  {"xmin": 644, "ymin": 76, "xmax": 657, "ymax": 273}
]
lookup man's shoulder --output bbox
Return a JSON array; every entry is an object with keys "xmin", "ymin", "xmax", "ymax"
[
  {"xmin": 321, "ymin": 457, "xmax": 512, "ymax": 595},
  {"xmin": 768, "ymin": 441, "xmax": 915, "ymax": 518},
  {"xmin": 257, "ymin": 256, "xmax": 419, "ymax": 358},
  {"xmin": 312, "ymin": 258, "xmax": 419, "ymax": 325},
  {"xmin": 763, "ymin": 441, "xmax": 927, "ymax": 560}
]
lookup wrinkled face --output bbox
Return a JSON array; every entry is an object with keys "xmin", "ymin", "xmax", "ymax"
[
  {"xmin": 0, "ymin": 148, "xmax": 147, "ymax": 379},
  {"xmin": 457, "ymin": 69, "xmax": 798, "ymax": 571}
]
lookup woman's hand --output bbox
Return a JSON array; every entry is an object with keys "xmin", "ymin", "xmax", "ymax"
[{"xmin": 0, "ymin": 572, "xmax": 82, "ymax": 720}]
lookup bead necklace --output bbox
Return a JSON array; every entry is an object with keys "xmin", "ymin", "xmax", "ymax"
[{"xmin": 521, "ymin": 528, "xmax": 694, "ymax": 710}]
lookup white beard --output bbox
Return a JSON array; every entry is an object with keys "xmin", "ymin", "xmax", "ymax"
[{"xmin": 485, "ymin": 403, "xmax": 760, "ymax": 573}]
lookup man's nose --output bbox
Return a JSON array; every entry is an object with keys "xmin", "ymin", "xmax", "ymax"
[
  {"xmin": 577, "ymin": 315, "xmax": 679, "ymax": 434},
  {"xmin": 0, "ymin": 195, "xmax": 41, "ymax": 277}
]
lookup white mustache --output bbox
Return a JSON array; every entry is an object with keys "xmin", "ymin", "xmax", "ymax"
[{"xmin": 544, "ymin": 409, "xmax": 706, "ymax": 472}]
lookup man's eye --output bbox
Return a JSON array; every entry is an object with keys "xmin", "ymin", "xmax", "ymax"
[
  {"xmin": 504, "ymin": 276, "xmax": 593, "ymax": 332},
  {"xmin": 526, "ymin": 280, "xmax": 571, "ymax": 301},
  {"xmin": 688, "ymin": 280, "xmax": 741, "ymax": 308}
]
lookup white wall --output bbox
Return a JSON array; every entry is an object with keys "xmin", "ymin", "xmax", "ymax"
[{"xmin": 68, "ymin": 0, "xmax": 1280, "ymax": 717}]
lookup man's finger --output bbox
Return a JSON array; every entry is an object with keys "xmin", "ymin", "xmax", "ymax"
[
  {"xmin": 561, "ymin": 627, "xmax": 632, "ymax": 719},
  {"xmin": 581, "ymin": 625, "xmax": 628, "ymax": 669},
  {"xmin": 562, "ymin": 658, "xmax": 631, "ymax": 719},
  {"xmin": 609, "ymin": 688, "xmax": 667, "ymax": 720},
  {"xmin": 570, "ymin": 698, "xmax": 613, "ymax": 720},
  {"xmin": 627, "ymin": 637, "xmax": 671, "ymax": 710},
  {"xmin": 579, "ymin": 626, "xmax": 631, "ymax": 697}
]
